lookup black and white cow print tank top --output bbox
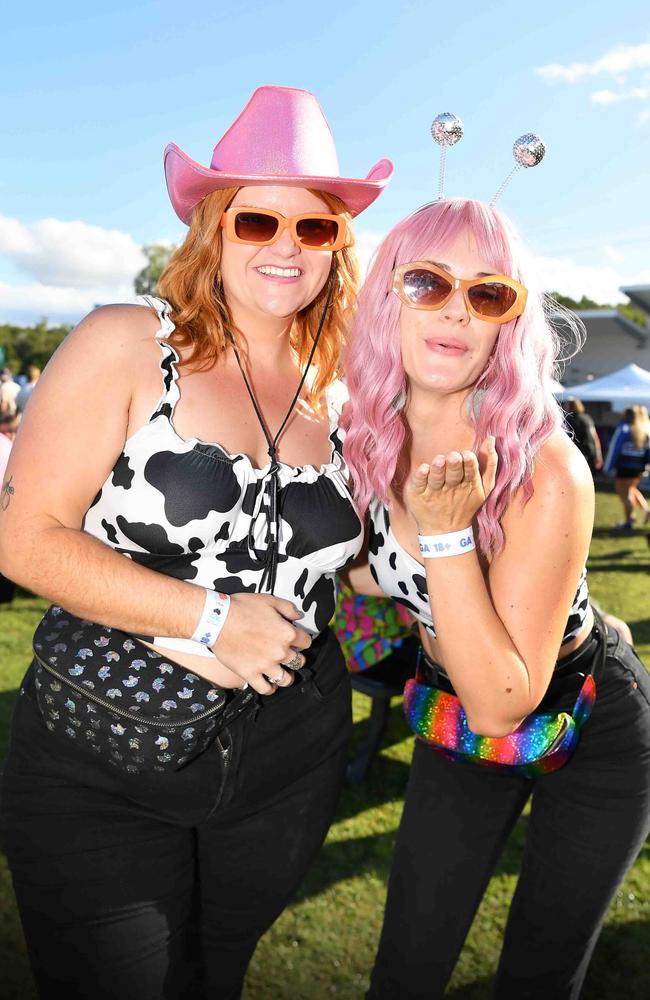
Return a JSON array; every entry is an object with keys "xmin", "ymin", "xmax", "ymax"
[
  {"xmin": 367, "ymin": 497, "xmax": 590, "ymax": 651},
  {"xmin": 82, "ymin": 296, "xmax": 364, "ymax": 654}
]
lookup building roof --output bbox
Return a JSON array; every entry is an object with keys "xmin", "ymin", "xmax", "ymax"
[
  {"xmin": 552, "ymin": 309, "xmax": 648, "ymax": 346},
  {"xmin": 576, "ymin": 310, "xmax": 648, "ymax": 344},
  {"xmin": 620, "ymin": 284, "xmax": 650, "ymax": 316}
]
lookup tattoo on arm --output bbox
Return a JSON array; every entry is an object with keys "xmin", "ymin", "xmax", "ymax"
[{"xmin": 1, "ymin": 475, "xmax": 14, "ymax": 511}]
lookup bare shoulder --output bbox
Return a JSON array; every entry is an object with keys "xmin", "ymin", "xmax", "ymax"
[
  {"xmin": 530, "ymin": 430, "xmax": 594, "ymax": 505},
  {"xmin": 501, "ymin": 430, "xmax": 594, "ymax": 538},
  {"xmin": 59, "ymin": 303, "xmax": 162, "ymax": 360},
  {"xmin": 16, "ymin": 302, "xmax": 168, "ymax": 436}
]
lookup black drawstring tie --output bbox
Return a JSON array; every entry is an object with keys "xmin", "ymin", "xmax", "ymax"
[{"xmin": 228, "ymin": 279, "xmax": 335, "ymax": 595}]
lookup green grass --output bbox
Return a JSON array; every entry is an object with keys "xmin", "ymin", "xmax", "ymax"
[{"xmin": 1, "ymin": 489, "xmax": 649, "ymax": 999}]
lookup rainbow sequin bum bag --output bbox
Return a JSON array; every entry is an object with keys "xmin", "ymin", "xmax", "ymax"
[{"xmin": 403, "ymin": 614, "xmax": 603, "ymax": 778}]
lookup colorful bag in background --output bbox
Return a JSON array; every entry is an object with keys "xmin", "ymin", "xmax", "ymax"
[{"xmin": 333, "ymin": 586, "xmax": 415, "ymax": 673}]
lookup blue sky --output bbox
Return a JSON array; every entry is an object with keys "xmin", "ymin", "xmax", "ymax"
[{"xmin": 2, "ymin": 0, "xmax": 649, "ymax": 324}]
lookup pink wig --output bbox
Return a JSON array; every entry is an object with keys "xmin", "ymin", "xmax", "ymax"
[{"xmin": 343, "ymin": 198, "xmax": 575, "ymax": 555}]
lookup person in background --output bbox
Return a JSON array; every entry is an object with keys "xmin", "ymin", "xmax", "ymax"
[
  {"xmin": 0, "ymin": 85, "xmax": 392, "ymax": 1000},
  {"xmin": 0, "ymin": 412, "xmax": 21, "ymax": 442},
  {"xmin": 0, "ymin": 367, "xmax": 20, "ymax": 416},
  {"xmin": 0, "ymin": 414, "xmax": 15, "ymax": 602},
  {"xmin": 562, "ymin": 397, "xmax": 602, "ymax": 476},
  {"xmin": 604, "ymin": 404, "xmax": 650, "ymax": 529},
  {"xmin": 15, "ymin": 364, "xmax": 41, "ymax": 414},
  {"xmin": 0, "ymin": 417, "xmax": 13, "ymax": 485}
]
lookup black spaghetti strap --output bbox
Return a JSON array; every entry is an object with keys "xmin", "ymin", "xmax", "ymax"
[{"xmin": 228, "ymin": 280, "xmax": 335, "ymax": 594}]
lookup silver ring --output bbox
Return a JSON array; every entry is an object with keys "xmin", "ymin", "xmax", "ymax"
[
  {"xmin": 268, "ymin": 669, "xmax": 286, "ymax": 686},
  {"xmin": 285, "ymin": 653, "xmax": 302, "ymax": 670}
]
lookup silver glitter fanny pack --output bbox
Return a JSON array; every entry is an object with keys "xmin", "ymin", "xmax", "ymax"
[{"xmin": 31, "ymin": 605, "xmax": 256, "ymax": 773}]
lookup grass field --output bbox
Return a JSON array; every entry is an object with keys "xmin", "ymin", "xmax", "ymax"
[{"xmin": 0, "ymin": 489, "xmax": 648, "ymax": 999}]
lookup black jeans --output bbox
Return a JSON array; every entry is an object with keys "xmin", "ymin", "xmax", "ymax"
[
  {"xmin": 0, "ymin": 628, "xmax": 352, "ymax": 1000},
  {"xmin": 368, "ymin": 625, "xmax": 650, "ymax": 999}
]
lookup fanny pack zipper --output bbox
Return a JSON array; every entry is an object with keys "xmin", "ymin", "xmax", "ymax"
[
  {"xmin": 32, "ymin": 650, "xmax": 234, "ymax": 729},
  {"xmin": 545, "ymin": 714, "xmax": 572, "ymax": 754}
]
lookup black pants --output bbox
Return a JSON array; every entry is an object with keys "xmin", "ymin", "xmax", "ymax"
[
  {"xmin": 368, "ymin": 625, "xmax": 650, "ymax": 999},
  {"xmin": 0, "ymin": 571, "xmax": 15, "ymax": 603},
  {"xmin": 0, "ymin": 628, "xmax": 352, "ymax": 1000}
]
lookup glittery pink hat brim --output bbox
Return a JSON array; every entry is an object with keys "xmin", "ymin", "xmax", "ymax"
[{"xmin": 164, "ymin": 144, "xmax": 393, "ymax": 224}]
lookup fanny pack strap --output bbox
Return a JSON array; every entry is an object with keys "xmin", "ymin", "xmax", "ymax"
[{"xmin": 570, "ymin": 605, "xmax": 606, "ymax": 728}]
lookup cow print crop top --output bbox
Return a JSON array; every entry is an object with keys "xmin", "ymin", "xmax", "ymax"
[
  {"xmin": 82, "ymin": 296, "xmax": 364, "ymax": 656},
  {"xmin": 368, "ymin": 496, "xmax": 590, "ymax": 652}
]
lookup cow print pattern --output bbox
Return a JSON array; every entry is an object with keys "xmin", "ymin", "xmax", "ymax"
[
  {"xmin": 82, "ymin": 297, "xmax": 364, "ymax": 649},
  {"xmin": 368, "ymin": 498, "xmax": 590, "ymax": 650}
]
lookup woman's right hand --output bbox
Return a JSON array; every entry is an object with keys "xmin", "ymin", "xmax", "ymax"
[
  {"xmin": 211, "ymin": 593, "xmax": 312, "ymax": 695},
  {"xmin": 404, "ymin": 437, "xmax": 498, "ymax": 536}
]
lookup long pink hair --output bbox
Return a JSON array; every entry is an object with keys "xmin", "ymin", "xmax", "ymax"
[{"xmin": 343, "ymin": 198, "xmax": 575, "ymax": 555}]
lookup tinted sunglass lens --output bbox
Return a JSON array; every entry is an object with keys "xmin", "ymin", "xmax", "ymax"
[
  {"xmin": 468, "ymin": 282, "xmax": 517, "ymax": 318},
  {"xmin": 401, "ymin": 268, "xmax": 452, "ymax": 306},
  {"xmin": 234, "ymin": 212, "xmax": 278, "ymax": 243},
  {"xmin": 295, "ymin": 217, "xmax": 339, "ymax": 248}
]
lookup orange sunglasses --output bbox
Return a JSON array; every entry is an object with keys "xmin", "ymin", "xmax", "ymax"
[
  {"xmin": 392, "ymin": 261, "xmax": 528, "ymax": 324},
  {"xmin": 220, "ymin": 207, "xmax": 352, "ymax": 252}
]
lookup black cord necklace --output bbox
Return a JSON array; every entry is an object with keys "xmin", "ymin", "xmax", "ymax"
[{"xmin": 227, "ymin": 279, "xmax": 335, "ymax": 594}]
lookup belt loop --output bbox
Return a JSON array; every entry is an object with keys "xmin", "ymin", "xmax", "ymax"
[
  {"xmin": 590, "ymin": 604, "xmax": 609, "ymax": 684},
  {"xmin": 414, "ymin": 645, "xmax": 425, "ymax": 683}
]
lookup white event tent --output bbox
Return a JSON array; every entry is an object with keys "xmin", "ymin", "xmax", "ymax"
[{"xmin": 555, "ymin": 364, "xmax": 650, "ymax": 410}]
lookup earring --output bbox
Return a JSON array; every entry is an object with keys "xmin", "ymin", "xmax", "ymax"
[
  {"xmin": 392, "ymin": 386, "xmax": 408, "ymax": 411},
  {"xmin": 466, "ymin": 387, "xmax": 487, "ymax": 418}
]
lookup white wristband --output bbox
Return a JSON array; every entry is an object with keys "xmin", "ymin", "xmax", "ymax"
[
  {"xmin": 418, "ymin": 526, "xmax": 475, "ymax": 558},
  {"xmin": 191, "ymin": 588, "xmax": 231, "ymax": 647}
]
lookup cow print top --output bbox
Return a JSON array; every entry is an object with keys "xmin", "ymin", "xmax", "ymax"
[
  {"xmin": 82, "ymin": 296, "xmax": 364, "ymax": 656},
  {"xmin": 367, "ymin": 497, "xmax": 590, "ymax": 653}
]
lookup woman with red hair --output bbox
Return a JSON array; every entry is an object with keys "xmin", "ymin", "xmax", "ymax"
[{"xmin": 0, "ymin": 86, "xmax": 392, "ymax": 999}]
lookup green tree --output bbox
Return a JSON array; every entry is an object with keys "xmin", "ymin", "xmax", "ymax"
[
  {"xmin": 134, "ymin": 243, "xmax": 176, "ymax": 296},
  {"xmin": 0, "ymin": 320, "xmax": 71, "ymax": 372},
  {"xmin": 549, "ymin": 291, "xmax": 606, "ymax": 311}
]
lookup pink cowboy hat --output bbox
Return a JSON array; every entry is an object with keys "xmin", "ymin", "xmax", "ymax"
[{"xmin": 164, "ymin": 85, "xmax": 393, "ymax": 224}]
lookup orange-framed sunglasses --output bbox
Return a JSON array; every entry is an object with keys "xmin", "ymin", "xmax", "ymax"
[
  {"xmin": 391, "ymin": 261, "xmax": 528, "ymax": 324},
  {"xmin": 220, "ymin": 207, "xmax": 352, "ymax": 252}
]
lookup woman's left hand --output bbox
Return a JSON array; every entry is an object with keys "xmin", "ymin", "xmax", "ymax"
[{"xmin": 404, "ymin": 436, "xmax": 498, "ymax": 535}]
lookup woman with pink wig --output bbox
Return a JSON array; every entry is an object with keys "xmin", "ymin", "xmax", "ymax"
[{"xmin": 343, "ymin": 197, "xmax": 650, "ymax": 998}]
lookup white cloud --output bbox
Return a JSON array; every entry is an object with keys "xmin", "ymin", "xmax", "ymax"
[
  {"xmin": 537, "ymin": 41, "xmax": 650, "ymax": 84},
  {"xmin": 0, "ymin": 281, "xmax": 138, "ymax": 325},
  {"xmin": 535, "ymin": 254, "xmax": 650, "ymax": 304},
  {"xmin": 603, "ymin": 245, "xmax": 625, "ymax": 263},
  {"xmin": 591, "ymin": 87, "xmax": 650, "ymax": 104},
  {"xmin": 639, "ymin": 108, "xmax": 650, "ymax": 122},
  {"xmin": 0, "ymin": 215, "xmax": 147, "ymax": 288}
]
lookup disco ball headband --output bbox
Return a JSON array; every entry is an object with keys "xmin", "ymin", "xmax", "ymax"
[{"xmin": 430, "ymin": 112, "xmax": 546, "ymax": 204}]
